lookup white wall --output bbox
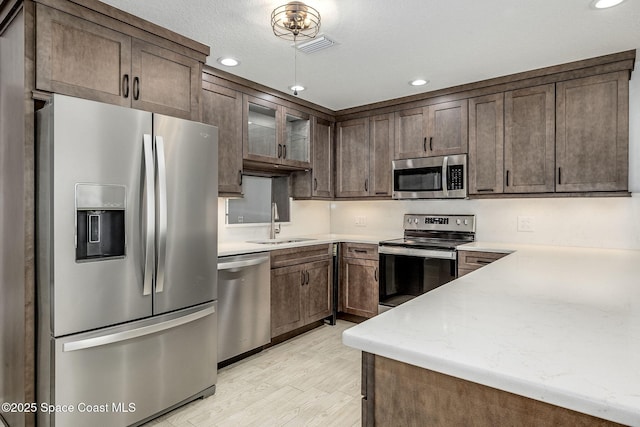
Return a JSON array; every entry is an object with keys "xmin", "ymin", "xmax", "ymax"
[{"xmin": 221, "ymin": 58, "xmax": 640, "ymax": 250}]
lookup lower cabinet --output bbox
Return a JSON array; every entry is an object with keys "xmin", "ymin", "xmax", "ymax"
[
  {"xmin": 457, "ymin": 250, "xmax": 508, "ymax": 277},
  {"xmin": 340, "ymin": 243, "xmax": 379, "ymax": 319},
  {"xmin": 270, "ymin": 245, "xmax": 333, "ymax": 338}
]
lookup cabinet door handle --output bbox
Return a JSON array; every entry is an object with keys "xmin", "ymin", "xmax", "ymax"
[
  {"xmin": 429, "ymin": 137, "xmax": 433, "ymax": 151},
  {"xmin": 558, "ymin": 167, "xmax": 562, "ymax": 185},
  {"xmin": 306, "ymin": 271, "xmax": 310, "ymax": 284},
  {"xmin": 301, "ymin": 271, "xmax": 305, "ymax": 286},
  {"xmin": 423, "ymin": 137, "xmax": 427, "ymax": 151},
  {"xmin": 282, "ymin": 145, "xmax": 287, "ymax": 159},
  {"xmin": 313, "ymin": 178, "xmax": 318, "ymax": 191},
  {"xmin": 238, "ymin": 170, "xmax": 243, "ymax": 186},
  {"xmin": 374, "ymin": 268, "xmax": 378, "ymax": 282},
  {"xmin": 122, "ymin": 74, "xmax": 129, "ymax": 98},
  {"xmin": 133, "ymin": 77, "xmax": 140, "ymax": 100},
  {"xmin": 506, "ymin": 170, "xmax": 510, "ymax": 187},
  {"xmin": 278, "ymin": 144, "xmax": 282, "ymax": 158},
  {"xmin": 365, "ymin": 179, "xmax": 369, "ymax": 192}
]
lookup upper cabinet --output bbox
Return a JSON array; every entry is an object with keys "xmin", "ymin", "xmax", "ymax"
[
  {"xmin": 336, "ymin": 114, "xmax": 394, "ymax": 198},
  {"xmin": 291, "ymin": 117, "xmax": 334, "ymax": 199},
  {"xmin": 470, "ymin": 71, "xmax": 630, "ymax": 196},
  {"xmin": 395, "ymin": 100, "xmax": 468, "ymax": 159},
  {"xmin": 201, "ymin": 81, "xmax": 243, "ymax": 196},
  {"xmin": 556, "ymin": 72, "xmax": 629, "ymax": 192},
  {"xmin": 504, "ymin": 84, "xmax": 556, "ymax": 193},
  {"xmin": 243, "ymin": 95, "xmax": 311, "ymax": 170},
  {"xmin": 35, "ymin": 3, "xmax": 206, "ymax": 120},
  {"xmin": 468, "ymin": 93, "xmax": 504, "ymax": 195}
]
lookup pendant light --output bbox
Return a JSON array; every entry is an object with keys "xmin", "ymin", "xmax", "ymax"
[{"xmin": 271, "ymin": 2, "xmax": 321, "ymax": 95}]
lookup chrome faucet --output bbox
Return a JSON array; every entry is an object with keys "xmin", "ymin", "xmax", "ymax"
[{"xmin": 270, "ymin": 202, "xmax": 281, "ymax": 239}]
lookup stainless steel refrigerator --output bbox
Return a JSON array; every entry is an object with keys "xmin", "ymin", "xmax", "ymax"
[{"xmin": 36, "ymin": 94, "xmax": 218, "ymax": 427}]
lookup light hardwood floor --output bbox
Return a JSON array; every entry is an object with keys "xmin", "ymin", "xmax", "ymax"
[{"xmin": 144, "ymin": 320, "xmax": 361, "ymax": 427}]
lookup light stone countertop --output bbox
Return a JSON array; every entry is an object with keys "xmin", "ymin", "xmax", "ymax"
[
  {"xmin": 343, "ymin": 243, "xmax": 640, "ymax": 426},
  {"xmin": 218, "ymin": 234, "xmax": 395, "ymax": 257}
]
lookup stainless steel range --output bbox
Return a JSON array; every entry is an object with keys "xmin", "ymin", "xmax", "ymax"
[{"xmin": 378, "ymin": 214, "xmax": 475, "ymax": 312}]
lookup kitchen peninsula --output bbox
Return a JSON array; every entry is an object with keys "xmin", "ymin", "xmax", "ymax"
[{"xmin": 343, "ymin": 243, "xmax": 640, "ymax": 426}]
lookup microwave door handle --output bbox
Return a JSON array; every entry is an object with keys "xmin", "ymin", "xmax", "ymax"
[
  {"xmin": 155, "ymin": 135, "xmax": 168, "ymax": 294},
  {"xmin": 142, "ymin": 134, "xmax": 155, "ymax": 296},
  {"xmin": 442, "ymin": 156, "xmax": 449, "ymax": 197}
]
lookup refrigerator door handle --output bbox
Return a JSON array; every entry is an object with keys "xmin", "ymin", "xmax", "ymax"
[
  {"xmin": 155, "ymin": 135, "xmax": 168, "ymax": 293},
  {"xmin": 62, "ymin": 305, "xmax": 216, "ymax": 352},
  {"xmin": 142, "ymin": 134, "xmax": 155, "ymax": 296}
]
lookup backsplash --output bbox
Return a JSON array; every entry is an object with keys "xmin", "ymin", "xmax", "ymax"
[{"xmin": 330, "ymin": 196, "xmax": 640, "ymax": 250}]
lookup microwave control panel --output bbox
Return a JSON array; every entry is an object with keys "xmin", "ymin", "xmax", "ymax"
[{"xmin": 448, "ymin": 165, "xmax": 464, "ymax": 190}]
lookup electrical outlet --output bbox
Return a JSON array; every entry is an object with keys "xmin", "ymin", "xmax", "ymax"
[
  {"xmin": 517, "ymin": 216, "xmax": 535, "ymax": 232},
  {"xmin": 354, "ymin": 216, "xmax": 367, "ymax": 227}
]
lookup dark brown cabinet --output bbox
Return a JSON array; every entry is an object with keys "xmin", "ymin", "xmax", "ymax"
[
  {"xmin": 340, "ymin": 243, "xmax": 379, "ymax": 319},
  {"xmin": 469, "ymin": 93, "xmax": 504, "ymax": 195},
  {"xmin": 36, "ymin": 4, "xmax": 203, "ymax": 120},
  {"xmin": 336, "ymin": 114, "xmax": 393, "ymax": 198},
  {"xmin": 556, "ymin": 71, "xmax": 629, "ymax": 192},
  {"xmin": 504, "ymin": 84, "xmax": 556, "ymax": 193},
  {"xmin": 201, "ymin": 81, "xmax": 243, "ymax": 196},
  {"xmin": 270, "ymin": 245, "xmax": 332, "ymax": 338},
  {"xmin": 243, "ymin": 95, "xmax": 312, "ymax": 170},
  {"xmin": 291, "ymin": 117, "xmax": 334, "ymax": 199},
  {"xmin": 457, "ymin": 250, "xmax": 508, "ymax": 277},
  {"xmin": 394, "ymin": 100, "xmax": 468, "ymax": 159}
]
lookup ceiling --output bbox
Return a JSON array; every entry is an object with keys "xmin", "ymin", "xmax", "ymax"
[{"xmin": 99, "ymin": 0, "xmax": 640, "ymax": 111}]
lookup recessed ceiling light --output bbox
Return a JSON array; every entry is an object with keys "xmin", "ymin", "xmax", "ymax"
[
  {"xmin": 217, "ymin": 57, "xmax": 239, "ymax": 67},
  {"xmin": 290, "ymin": 85, "xmax": 305, "ymax": 92},
  {"xmin": 410, "ymin": 79, "xmax": 429, "ymax": 86},
  {"xmin": 592, "ymin": 0, "xmax": 625, "ymax": 8}
]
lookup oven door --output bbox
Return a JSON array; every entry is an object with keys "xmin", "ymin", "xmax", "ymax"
[{"xmin": 378, "ymin": 246, "xmax": 456, "ymax": 313}]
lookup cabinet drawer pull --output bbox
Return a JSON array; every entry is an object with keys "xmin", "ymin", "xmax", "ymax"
[
  {"xmin": 133, "ymin": 76, "xmax": 140, "ymax": 100},
  {"xmin": 477, "ymin": 188, "xmax": 494, "ymax": 192},
  {"xmin": 122, "ymin": 74, "xmax": 129, "ymax": 98},
  {"xmin": 353, "ymin": 249, "xmax": 368, "ymax": 254},
  {"xmin": 238, "ymin": 170, "xmax": 243, "ymax": 186},
  {"xmin": 476, "ymin": 260, "xmax": 492, "ymax": 265}
]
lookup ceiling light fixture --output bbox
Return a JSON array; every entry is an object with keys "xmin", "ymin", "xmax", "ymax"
[
  {"xmin": 271, "ymin": 2, "xmax": 321, "ymax": 96},
  {"xmin": 592, "ymin": 0, "xmax": 625, "ymax": 8},
  {"xmin": 217, "ymin": 57, "xmax": 239, "ymax": 67},
  {"xmin": 271, "ymin": 2, "xmax": 321, "ymax": 41},
  {"xmin": 410, "ymin": 79, "xmax": 429, "ymax": 86}
]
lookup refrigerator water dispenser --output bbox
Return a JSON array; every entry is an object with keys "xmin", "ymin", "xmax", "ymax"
[{"xmin": 75, "ymin": 183, "xmax": 126, "ymax": 261}]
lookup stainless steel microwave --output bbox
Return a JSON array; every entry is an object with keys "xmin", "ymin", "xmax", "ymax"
[{"xmin": 392, "ymin": 154, "xmax": 467, "ymax": 199}]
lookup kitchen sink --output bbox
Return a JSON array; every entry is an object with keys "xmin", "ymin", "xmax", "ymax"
[{"xmin": 247, "ymin": 238, "xmax": 317, "ymax": 245}]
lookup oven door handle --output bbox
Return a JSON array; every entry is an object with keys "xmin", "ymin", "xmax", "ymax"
[{"xmin": 378, "ymin": 246, "xmax": 456, "ymax": 260}]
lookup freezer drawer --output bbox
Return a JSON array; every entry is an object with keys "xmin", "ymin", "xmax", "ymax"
[{"xmin": 38, "ymin": 302, "xmax": 217, "ymax": 427}]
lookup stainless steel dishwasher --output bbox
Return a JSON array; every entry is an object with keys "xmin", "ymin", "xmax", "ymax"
[{"xmin": 217, "ymin": 252, "xmax": 271, "ymax": 363}]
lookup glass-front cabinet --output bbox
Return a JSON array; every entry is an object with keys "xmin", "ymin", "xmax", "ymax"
[
  {"xmin": 243, "ymin": 95, "xmax": 311, "ymax": 169},
  {"xmin": 284, "ymin": 109, "xmax": 310, "ymax": 164}
]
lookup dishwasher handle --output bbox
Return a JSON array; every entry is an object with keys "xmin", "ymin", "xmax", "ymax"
[{"xmin": 218, "ymin": 255, "xmax": 270, "ymax": 271}]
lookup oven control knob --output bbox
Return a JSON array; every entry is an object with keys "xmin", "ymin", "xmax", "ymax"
[
  {"xmin": 464, "ymin": 219, "xmax": 469, "ymax": 225},
  {"xmin": 456, "ymin": 219, "xmax": 461, "ymax": 225}
]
